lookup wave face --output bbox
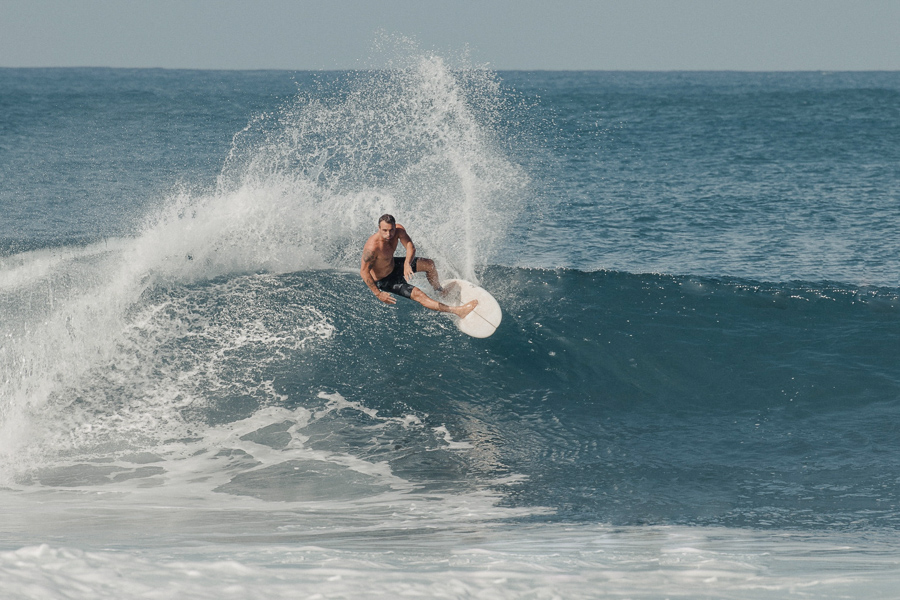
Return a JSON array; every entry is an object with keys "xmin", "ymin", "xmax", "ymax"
[{"xmin": 3, "ymin": 261, "xmax": 898, "ymax": 529}]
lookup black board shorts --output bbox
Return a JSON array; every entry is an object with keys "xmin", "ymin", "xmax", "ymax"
[{"xmin": 374, "ymin": 257, "xmax": 420, "ymax": 299}]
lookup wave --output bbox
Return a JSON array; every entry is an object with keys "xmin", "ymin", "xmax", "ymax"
[{"xmin": 3, "ymin": 259, "xmax": 899, "ymax": 527}]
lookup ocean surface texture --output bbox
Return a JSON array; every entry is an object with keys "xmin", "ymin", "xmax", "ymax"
[{"xmin": 1, "ymin": 59, "xmax": 899, "ymax": 598}]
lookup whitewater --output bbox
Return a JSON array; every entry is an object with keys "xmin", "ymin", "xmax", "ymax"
[{"xmin": 1, "ymin": 53, "xmax": 899, "ymax": 598}]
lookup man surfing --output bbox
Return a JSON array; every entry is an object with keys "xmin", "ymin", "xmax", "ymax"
[{"xmin": 360, "ymin": 214, "xmax": 477, "ymax": 318}]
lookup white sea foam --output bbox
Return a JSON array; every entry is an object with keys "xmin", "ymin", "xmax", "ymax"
[{"xmin": 2, "ymin": 527, "xmax": 898, "ymax": 600}]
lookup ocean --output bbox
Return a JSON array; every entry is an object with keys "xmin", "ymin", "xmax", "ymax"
[{"xmin": 1, "ymin": 57, "xmax": 899, "ymax": 598}]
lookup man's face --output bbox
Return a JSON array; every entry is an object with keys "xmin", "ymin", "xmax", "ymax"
[{"xmin": 379, "ymin": 221, "xmax": 396, "ymax": 241}]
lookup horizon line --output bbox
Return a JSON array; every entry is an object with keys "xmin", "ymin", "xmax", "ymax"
[{"xmin": 2, "ymin": 65, "xmax": 899, "ymax": 73}]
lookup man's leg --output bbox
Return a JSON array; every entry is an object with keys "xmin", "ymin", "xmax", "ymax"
[
  {"xmin": 412, "ymin": 258, "xmax": 443, "ymax": 292},
  {"xmin": 410, "ymin": 287, "xmax": 477, "ymax": 318}
]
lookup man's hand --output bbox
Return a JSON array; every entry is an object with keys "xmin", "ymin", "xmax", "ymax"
[
  {"xmin": 377, "ymin": 291, "xmax": 397, "ymax": 305},
  {"xmin": 403, "ymin": 261, "xmax": 414, "ymax": 282}
]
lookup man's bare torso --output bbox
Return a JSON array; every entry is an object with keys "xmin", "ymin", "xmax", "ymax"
[{"xmin": 362, "ymin": 225, "xmax": 405, "ymax": 280}]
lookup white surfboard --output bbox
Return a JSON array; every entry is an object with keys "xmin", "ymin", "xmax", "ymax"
[{"xmin": 441, "ymin": 279, "xmax": 502, "ymax": 338}]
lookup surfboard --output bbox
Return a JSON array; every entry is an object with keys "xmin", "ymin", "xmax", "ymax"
[{"xmin": 441, "ymin": 279, "xmax": 502, "ymax": 338}]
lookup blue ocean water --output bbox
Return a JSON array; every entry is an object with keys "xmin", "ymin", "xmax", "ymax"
[{"xmin": 1, "ymin": 60, "xmax": 899, "ymax": 598}]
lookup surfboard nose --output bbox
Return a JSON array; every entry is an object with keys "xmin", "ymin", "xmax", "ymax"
[{"xmin": 444, "ymin": 279, "xmax": 502, "ymax": 338}]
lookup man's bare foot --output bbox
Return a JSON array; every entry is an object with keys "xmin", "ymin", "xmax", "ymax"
[{"xmin": 451, "ymin": 299, "xmax": 478, "ymax": 319}]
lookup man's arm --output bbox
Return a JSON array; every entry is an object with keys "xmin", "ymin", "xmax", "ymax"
[
  {"xmin": 397, "ymin": 226, "xmax": 416, "ymax": 281},
  {"xmin": 360, "ymin": 248, "xmax": 396, "ymax": 305}
]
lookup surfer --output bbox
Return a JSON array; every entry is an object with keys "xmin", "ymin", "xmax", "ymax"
[{"xmin": 361, "ymin": 214, "xmax": 477, "ymax": 318}]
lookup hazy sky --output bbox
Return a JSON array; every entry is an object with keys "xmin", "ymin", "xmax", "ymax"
[{"xmin": 1, "ymin": 0, "xmax": 898, "ymax": 70}]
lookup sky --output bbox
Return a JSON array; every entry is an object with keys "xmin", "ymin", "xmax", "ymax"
[{"xmin": 1, "ymin": 0, "xmax": 898, "ymax": 71}]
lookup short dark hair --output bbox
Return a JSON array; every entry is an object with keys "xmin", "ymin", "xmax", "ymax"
[{"xmin": 378, "ymin": 214, "xmax": 396, "ymax": 226}]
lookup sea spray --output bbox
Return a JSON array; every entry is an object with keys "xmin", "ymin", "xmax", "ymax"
[
  {"xmin": 0, "ymin": 52, "xmax": 527, "ymax": 479},
  {"xmin": 216, "ymin": 54, "xmax": 527, "ymax": 281}
]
